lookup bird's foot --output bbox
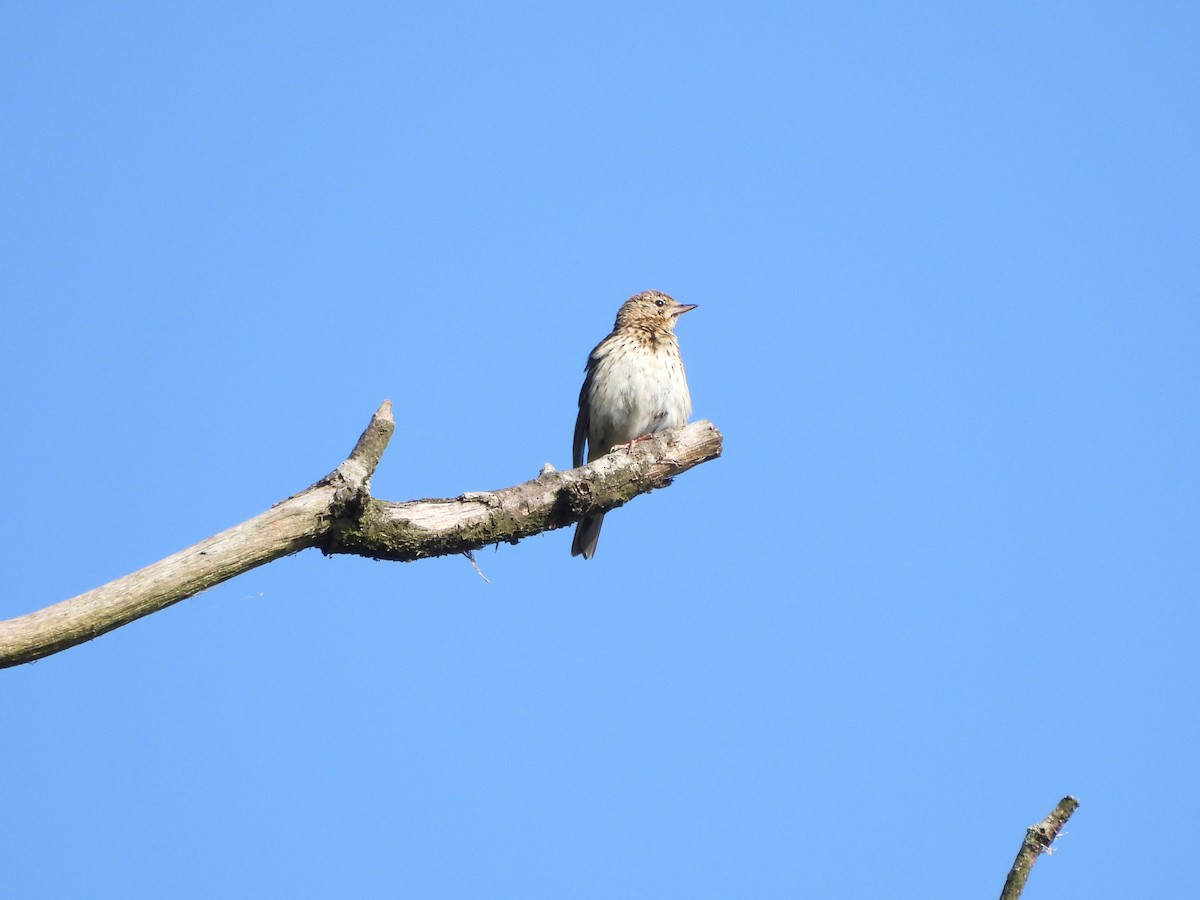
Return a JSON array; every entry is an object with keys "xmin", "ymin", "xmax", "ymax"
[{"xmin": 614, "ymin": 434, "xmax": 655, "ymax": 454}]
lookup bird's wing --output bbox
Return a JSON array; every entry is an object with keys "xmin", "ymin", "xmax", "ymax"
[{"xmin": 573, "ymin": 372, "xmax": 590, "ymax": 468}]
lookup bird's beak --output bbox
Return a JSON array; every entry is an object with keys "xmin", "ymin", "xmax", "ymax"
[{"xmin": 672, "ymin": 303, "xmax": 698, "ymax": 317}]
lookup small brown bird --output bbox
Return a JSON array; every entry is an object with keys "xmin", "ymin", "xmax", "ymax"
[{"xmin": 571, "ymin": 290, "xmax": 697, "ymax": 559}]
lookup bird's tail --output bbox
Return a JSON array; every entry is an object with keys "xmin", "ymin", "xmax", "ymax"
[{"xmin": 571, "ymin": 513, "xmax": 605, "ymax": 559}]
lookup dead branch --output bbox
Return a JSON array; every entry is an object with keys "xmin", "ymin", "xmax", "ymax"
[
  {"xmin": 999, "ymin": 796, "xmax": 1079, "ymax": 900},
  {"xmin": 0, "ymin": 401, "xmax": 722, "ymax": 668}
]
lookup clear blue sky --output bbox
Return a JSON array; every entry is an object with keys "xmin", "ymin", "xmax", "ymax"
[{"xmin": 3, "ymin": 3, "xmax": 1196, "ymax": 897}]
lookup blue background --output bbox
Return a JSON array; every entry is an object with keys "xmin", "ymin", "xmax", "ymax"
[{"xmin": 3, "ymin": 3, "xmax": 1196, "ymax": 897}]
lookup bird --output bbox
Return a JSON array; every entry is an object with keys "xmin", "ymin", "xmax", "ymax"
[{"xmin": 571, "ymin": 290, "xmax": 697, "ymax": 559}]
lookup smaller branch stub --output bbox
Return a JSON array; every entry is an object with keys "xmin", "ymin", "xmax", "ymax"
[
  {"xmin": 328, "ymin": 399, "xmax": 395, "ymax": 498},
  {"xmin": 999, "ymin": 795, "xmax": 1079, "ymax": 900}
]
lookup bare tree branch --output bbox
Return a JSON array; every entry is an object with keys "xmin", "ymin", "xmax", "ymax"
[
  {"xmin": 1, "ymin": 401, "xmax": 722, "ymax": 668},
  {"xmin": 999, "ymin": 796, "xmax": 1079, "ymax": 900}
]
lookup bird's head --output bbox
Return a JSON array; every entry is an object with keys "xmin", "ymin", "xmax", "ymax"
[{"xmin": 614, "ymin": 290, "xmax": 697, "ymax": 333}]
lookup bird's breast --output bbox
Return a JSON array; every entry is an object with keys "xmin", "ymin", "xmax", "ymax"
[{"xmin": 585, "ymin": 335, "xmax": 691, "ymax": 455}]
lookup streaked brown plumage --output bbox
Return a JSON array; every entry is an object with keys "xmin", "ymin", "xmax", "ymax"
[{"xmin": 571, "ymin": 290, "xmax": 696, "ymax": 559}]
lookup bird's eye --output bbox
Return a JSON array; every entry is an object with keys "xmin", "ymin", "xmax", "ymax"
[{"xmin": 655, "ymin": 299, "xmax": 665, "ymax": 307}]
